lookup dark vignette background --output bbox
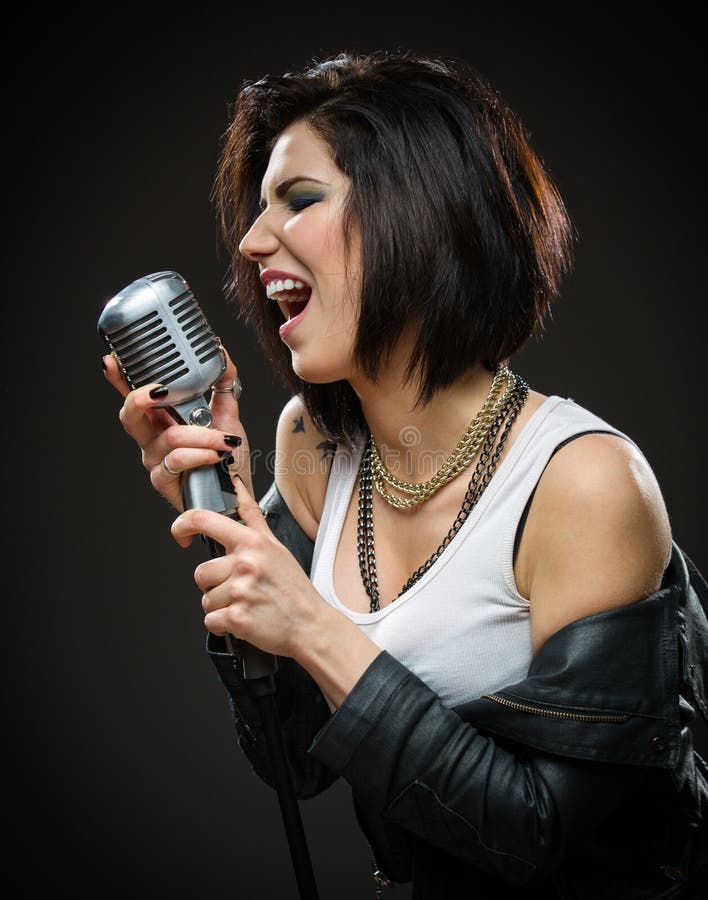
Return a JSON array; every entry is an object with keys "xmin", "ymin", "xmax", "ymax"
[{"xmin": 6, "ymin": 4, "xmax": 706, "ymax": 898}]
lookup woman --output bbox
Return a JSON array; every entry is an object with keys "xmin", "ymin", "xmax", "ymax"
[{"xmin": 103, "ymin": 51, "xmax": 708, "ymax": 897}]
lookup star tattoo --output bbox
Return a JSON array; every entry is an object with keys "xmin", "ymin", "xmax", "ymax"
[{"xmin": 317, "ymin": 440, "xmax": 337, "ymax": 461}]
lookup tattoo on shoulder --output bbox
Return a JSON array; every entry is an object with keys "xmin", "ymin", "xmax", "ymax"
[
  {"xmin": 317, "ymin": 440, "xmax": 337, "ymax": 461},
  {"xmin": 292, "ymin": 416, "xmax": 305, "ymax": 433}
]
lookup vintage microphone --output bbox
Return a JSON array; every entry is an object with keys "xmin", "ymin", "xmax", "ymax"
[{"xmin": 98, "ymin": 270, "xmax": 319, "ymax": 899}]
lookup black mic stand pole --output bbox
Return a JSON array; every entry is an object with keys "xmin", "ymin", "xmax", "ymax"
[
  {"xmin": 204, "ymin": 529, "xmax": 320, "ymax": 900},
  {"xmin": 171, "ymin": 398, "xmax": 319, "ymax": 899}
]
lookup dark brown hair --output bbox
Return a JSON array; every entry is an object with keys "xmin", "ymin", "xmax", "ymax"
[{"xmin": 212, "ymin": 50, "xmax": 574, "ymax": 445}]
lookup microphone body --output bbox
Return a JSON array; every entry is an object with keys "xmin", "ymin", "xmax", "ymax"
[
  {"xmin": 98, "ymin": 270, "xmax": 236, "ymax": 515},
  {"xmin": 99, "ymin": 271, "xmax": 276, "ymax": 681}
]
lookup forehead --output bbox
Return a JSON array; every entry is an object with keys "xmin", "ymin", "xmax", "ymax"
[{"xmin": 262, "ymin": 120, "xmax": 339, "ymax": 187}]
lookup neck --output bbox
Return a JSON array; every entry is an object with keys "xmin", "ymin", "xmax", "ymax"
[{"xmin": 350, "ymin": 359, "xmax": 501, "ymax": 484}]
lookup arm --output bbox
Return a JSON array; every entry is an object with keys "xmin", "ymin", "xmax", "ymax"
[
  {"xmin": 518, "ymin": 432, "xmax": 673, "ymax": 652},
  {"xmin": 309, "ymin": 649, "xmax": 653, "ymax": 885},
  {"xmin": 302, "ymin": 434, "xmax": 677, "ymax": 883},
  {"xmin": 203, "ymin": 396, "xmax": 382, "ymax": 792},
  {"xmin": 180, "ymin": 422, "xmax": 678, "ymax": 881},
  {"xmin": 206, "ymin": 479, "xmax": 337, "ymax": 798},
  {"xmin": 272, "ymin": 393, "xmax": 334, "ymax": 542}
]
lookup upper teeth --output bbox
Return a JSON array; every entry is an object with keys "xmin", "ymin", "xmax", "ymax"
[{"xmin": 266, "ymin": 278, "xmax": 305, "ymax": 298}]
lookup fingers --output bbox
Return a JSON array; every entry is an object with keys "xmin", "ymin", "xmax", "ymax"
[
  {"xmin": 102, "ymin": 343, "xmax": 253, "ymax": 510},
  {"xmin": 152, "ymin": 430, "xmax": 242, "ymax": 471},
  {"xmin": 117, "ymin": 383, "xmax": 178, "ymax": 448},
  {"xmin": 102, "ymin": 354, "xmax": 172, "ymax": 432},
  {"xmin": 224, "ymin": 476, "xmax": 269, "ymax": 531},
  {"xmin": 171, "ymin": 480, "xmax": 269, "ymax": 549},
  {"xmin": 150, "ymin": 437, "xmax": 243, "ymax": 511},
  {"xmin": 102, "ymin": 353, "xmax": 131, "ymax": 398},
  {"xmin": 194, "ymin": 556, "xmax": 232, "ymax": 594},
  {"xmin": 171, "ymin": 506, "xmax": 250, "ymax": 549},
  {"xmin": 210, "ymin": 347, "xmax": 243, "ymax": 426},
  {"xmin": 213, "ymin": 345, "xmax": 238, "ymax": 391}
]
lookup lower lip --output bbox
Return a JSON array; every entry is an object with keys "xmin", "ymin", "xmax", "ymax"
[{"xmin": 278, "ymin": 303, "xmax": 309, "ymax": 340}]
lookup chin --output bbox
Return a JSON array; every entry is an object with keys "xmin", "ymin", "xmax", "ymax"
[{"xmin": 290, "ymin": 352, "xmax": 348, "ymax": 385}]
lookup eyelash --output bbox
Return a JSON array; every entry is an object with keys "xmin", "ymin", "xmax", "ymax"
[{"xmin": 288, "ymin": 196, "xmax": 320, "ymax": 212}]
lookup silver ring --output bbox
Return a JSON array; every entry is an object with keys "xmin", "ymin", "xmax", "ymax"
[
  {"xmin": 212, "ymin": 376, "xmax": 242, "ymax": 401},
  {"xmin": 162, "ymin": 457, "xmax": 181, "ymax": 476}
]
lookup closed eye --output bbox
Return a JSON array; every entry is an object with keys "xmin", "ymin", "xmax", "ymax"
[{"xmin": 288, "ymin": 195, "xmax": 321, "ymax": 212}]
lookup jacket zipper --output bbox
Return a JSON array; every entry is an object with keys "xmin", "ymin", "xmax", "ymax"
[
  {"xmin": 482, "ymin": 693, "xmax": 629, "ymax": 723},
  {"xmin": 370, "ymin": 850, "xmax": 393, "ymax": 899},
  {"xmin": 350, "ymin": 783, "xmax": 394, "ymax": 898}
]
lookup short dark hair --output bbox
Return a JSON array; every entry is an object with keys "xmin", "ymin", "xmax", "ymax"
[{"xmin": 212, "ymin": 50, "xmax": 574, "ymax": 445}]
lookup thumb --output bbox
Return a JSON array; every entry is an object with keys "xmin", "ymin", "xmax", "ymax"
[{"xmin": 233, "ymin": 476, "xmax": 270, "ymax": 534}]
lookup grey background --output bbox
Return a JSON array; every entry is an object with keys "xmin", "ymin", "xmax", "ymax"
[{"xmin": 6, "ymin": 4, "xmax": 705, "ymax": 898}]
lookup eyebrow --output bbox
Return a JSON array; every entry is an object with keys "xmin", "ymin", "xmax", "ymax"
[{"xmin": 259, "ymin": 176, "xmax": 327, "ymax": 207}]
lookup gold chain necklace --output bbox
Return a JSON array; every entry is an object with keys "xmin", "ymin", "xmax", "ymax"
[
  {"xmin": 370, "ymin": 367, "xmax": 515, "ymax": 509},
  {"xmin": 358, "ymin": 375, "xmax": 529, "ymax": 611}
]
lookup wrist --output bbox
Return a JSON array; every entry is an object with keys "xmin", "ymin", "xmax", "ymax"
[{"xmin": 292, "ymin": 601, "xmax": 382, "ymax": 709}]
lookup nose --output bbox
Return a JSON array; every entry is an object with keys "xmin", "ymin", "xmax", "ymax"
[{"xmin": 239, "ymin": 210, "xmax": 279, "ymax": 261}]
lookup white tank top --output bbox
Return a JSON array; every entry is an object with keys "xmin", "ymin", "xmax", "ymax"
[{"xmin": 310, "ymin": 396, "xmax": 633, "ymax": 708}]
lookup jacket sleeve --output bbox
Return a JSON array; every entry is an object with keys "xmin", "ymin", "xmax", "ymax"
[
  {"xmin": 309, "ymin": 651, "xmax": 652, "ymax": 885},
  {"xmin": 206, "ymin": 481, "xmax": 338, "ymax": 799},
  {"xmin": 308, "ymin": 549, "xmax": 707, "ymax": 887}
]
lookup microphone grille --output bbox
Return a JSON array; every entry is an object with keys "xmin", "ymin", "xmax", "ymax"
[{"xmin": 99, "ymin": 272, "xmax": 224, "ymax": 397}]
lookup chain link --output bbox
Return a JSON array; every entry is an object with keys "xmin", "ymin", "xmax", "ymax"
[
  {"xmin": 357, "ymin": 376, "xmax": 529, "ymax": 612},
  {"xmin": 369, "ymin": 367, "xmax": 515, "ymax": 509}
]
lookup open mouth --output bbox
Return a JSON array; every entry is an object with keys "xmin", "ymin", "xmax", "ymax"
[
  {"xmin": 285, "ymin": 298, "xmax": 309, "ymax": 319},
  {"xmin": 265, "ymin": 278, "xmax": 312, "ymax": 320}
]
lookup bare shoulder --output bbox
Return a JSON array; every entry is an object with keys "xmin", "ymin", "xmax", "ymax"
[
  {"xmin": 520, "ymin": 431, "xmax": 673, "ymax": 652},
  {"xmin": 274, "ymin": 394, "xmax": 337, "ymax": 542}
]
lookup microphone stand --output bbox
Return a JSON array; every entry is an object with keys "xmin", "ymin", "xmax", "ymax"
[
  {"xmin": 201, "ymin": 503, "xmax": 319, "ymax": 900},
  {"xmin": 169, "ymin": 395, "xmax": 318, "ymax": 898}
]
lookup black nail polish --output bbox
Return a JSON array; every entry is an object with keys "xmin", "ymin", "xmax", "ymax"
[
  {"xmin": 101, "ymin": 358, "xmax": 107, "ymax": 371},
  {"xmin": 224, "ymin": 434, "xmax": 242, "ymax": 447},
  {"xmin": 221, "ymin": 452, "xmax": 235, "ymax": 467},
  {"xmin": 149, "ymin": 386, "xmax": 169, "ymax": 399}
]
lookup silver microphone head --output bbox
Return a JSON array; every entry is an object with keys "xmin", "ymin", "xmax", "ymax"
[
  {"xmin": 97, "ymin": 271, "xmax": 226, "ymax": 419},
  {"xmin": 98, "ymin": 270, "xmax": 236, "ymax": 516}
]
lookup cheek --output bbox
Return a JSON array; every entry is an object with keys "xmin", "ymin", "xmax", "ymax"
[
  {"xmin": 283, "ymin": 208, "xmax": 338, "ymax": 258},
  {"xmin": 284, "ymin": 214, "xmax": 359, "ymax": 316}
]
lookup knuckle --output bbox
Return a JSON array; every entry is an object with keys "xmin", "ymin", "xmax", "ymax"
[
  {"xmin": 249, "ymin": 531, "xmax": 266, "ymax": 553},
  {"xmin": 190, "ymin": 509, "xmax": 211, "ymax": 533},
  {"xmin": 162, "ymin": 426, "xmax": 187, "ymax": 451},
  {"xmin": 164, "ymin": 449, "xmax": 185, "ymax": 473},
  {"xmin": 225, "ymin": 605, "xmax": 246, "ymax": 633},
  {"xmin": 235, "ymin": 555, "xmax": 258, "ymax": 578}
]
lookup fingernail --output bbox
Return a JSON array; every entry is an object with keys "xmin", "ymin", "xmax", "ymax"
[
  {"xmin": 101, "ymin": 357, "xmax": 107, "ymax": 371},
  {"xmin": 220, "ymin": 452, "xmax": 234, "ymax": 465},
  {"xmin": 149, "ymin": 386, "xmax": 169, "ymax": 399},
  {"xmin": 224, "ymin": 434, "xmax": 242, "ymax": 447}
]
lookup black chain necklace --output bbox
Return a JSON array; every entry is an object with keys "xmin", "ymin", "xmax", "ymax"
[{"xmin": 356, "ymin": 376, "xmax": 529, "ymax": 613}]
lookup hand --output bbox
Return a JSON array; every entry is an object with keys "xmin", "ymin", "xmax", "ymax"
[
  {"xmin": 171, "ymin": 478, "xmax": 324, "ymax": 659},
  {"xmin": 102, "ymin": 347, "xmax": 253, "ymax": 510}
]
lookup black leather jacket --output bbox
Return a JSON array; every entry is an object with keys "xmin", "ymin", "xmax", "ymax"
[{"xmin": 208, "ymin": 483, "xmax": 708, "ymax": 898}]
